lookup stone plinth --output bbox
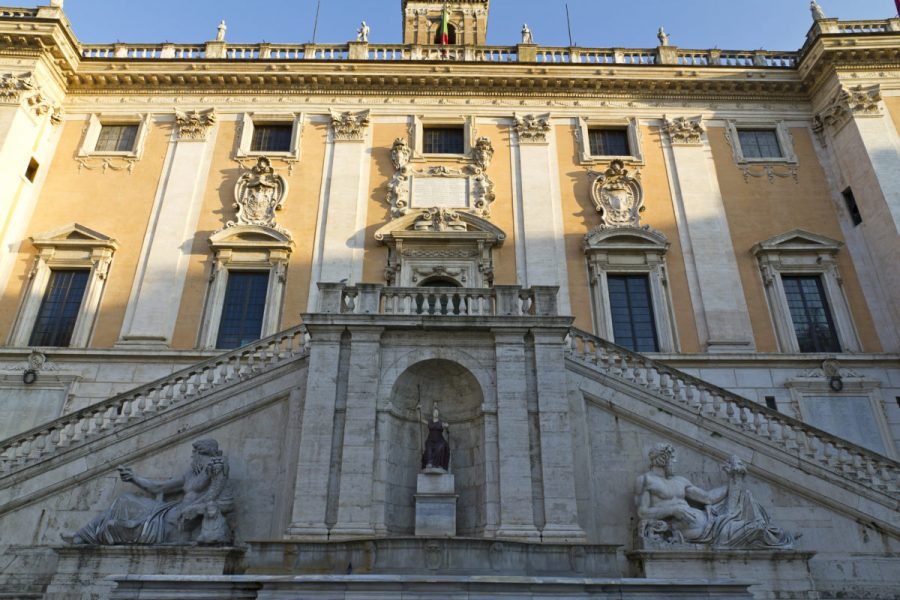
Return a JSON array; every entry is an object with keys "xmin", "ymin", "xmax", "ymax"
[
  {"xmin": 415, "ymin": 469, "xmax": 457, "ymax": 538},
  {"xmin": 630, "ymin": 549, "xmax": 819, "ymax": 600},
  {"xmin": 111, "ymin": 575, "xmax": 754, "ymax": 599},
  {"xmin": 44, "ymin": 546, "xmax": 245, "ymax": 600}
]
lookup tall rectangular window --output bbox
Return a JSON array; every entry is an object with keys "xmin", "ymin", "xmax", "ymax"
[
  {"xmin": 842, "ymin": 187, "xmax": 863, "ymax": 226},
  {"xmin": 607, "ymin": 274, "xmax": 659, "ymax": 352},
  {"xmin": 588, "ymin": 128, "xmax": 630, "ymax": 156},
  {"xmin": 29, "ymin": 270, "xmax": 89, "ymax": 347},
  {"xmin": 94, "ymin": 124, "xmax": 138, "ymax": 153},
  {"xmin": 251, "ymin": 124, "xmax": 293, "ymax": 152},
  {"xmin": 423, "ymin": 126, "xmax": 465, "ymax": 154},
  {"xmin": 781, "ymin": 275, "xmax": 840, "ymax": 353},
  {"xmin": 216, "ymin": 271, "xmax": 270, "ymax": 350},
  {"xmin": 737, "ymin": 129, "xmax": 782, "ymax": 159}
]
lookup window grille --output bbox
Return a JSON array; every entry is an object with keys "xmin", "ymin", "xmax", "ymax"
[
  {"xmin": 251, "ymin": 124, "xmax": 293, "ymax": 153},
  {"xmin": 423, "ymin": 127, "xmax": 465, "ymax": 154}
]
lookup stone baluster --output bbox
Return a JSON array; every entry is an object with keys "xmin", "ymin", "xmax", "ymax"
[
  {"xmin": 659, "ymin": 371, "xmax": 673, "ymax": 397},
  {"xmin": 621, "ymin": 355, "xmax": 635, "ymax": 381}
]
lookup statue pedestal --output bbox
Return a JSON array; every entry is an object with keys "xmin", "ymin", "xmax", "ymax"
[
  {"xmin": 414, "ymin": 469, "xmax": 457, "ymax": 538},
  {"xmin": 629, "ymin": 548, "xmax": 819, "ymax": 600}
]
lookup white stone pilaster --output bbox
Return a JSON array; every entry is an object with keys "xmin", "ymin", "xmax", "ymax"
[
  {"xmin": 531, "ymin": 328, "xmax": 585, "ymax": 542},
  {"xmin": 307, "ymin": 117, "xmax": 372, "ymax": 311},
  {"xmin": 492, "ymin": 329, "xmax": 540, "ymax": 541},
  {"xmin": 286, "ymin": 325, "xmax": 345, "ymax": 539},
  {"xmin": 663, "ymin": 132, "xmax": 755, "ymax": 352},
  {"xmin": 118, "ymin": 118, "xmax": 218, "ymax": 346},
  {"xmin": 331, "ymin": 325, "xmax": 383, "ymax": 539},
  {"xmin": 512, "ymin": 124, "xmax": 571, "ymax": 314}
]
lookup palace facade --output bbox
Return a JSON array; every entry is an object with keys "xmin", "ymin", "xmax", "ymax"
[{"xmin": 0, "ymin": 1, "xmax": 898, "ymax": 598}]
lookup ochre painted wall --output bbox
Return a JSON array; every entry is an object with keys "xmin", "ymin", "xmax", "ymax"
[
  {"xmin": 361, "ymin": 122, "xmax": 517, "ymax": 287},
  {"xmin": 556, "ymin": 124, "xmax": 701, "ymax": 351},
  {"xmin": 170, "ymin": 120, "xmax": 328, "ymax": 349},
  {"xmin": 0, "ymin": 117, "xmax": 170, "ymax": 347},
  {"xmin": 886, "ymin": 96, "xmax": 900, "ymax": 137},
  {"xmin": 708, "ymin": 126, "xmax": 881, "ymax": 353}
]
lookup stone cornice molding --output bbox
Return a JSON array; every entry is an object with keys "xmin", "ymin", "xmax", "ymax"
[
  {"xmin": 175, "ymin": 108, "xmax": 217, "ymax": 141},
  {"xmin": 514, "ymin": 113, "xmax": 551, "ymax": 143},
  {"xmin": 330, "ymin": 109, "xmax": 370, "ymax": 141},
  {"xmin": 662, "ymin": 115, "xmax": 704, "ymax": 145}
]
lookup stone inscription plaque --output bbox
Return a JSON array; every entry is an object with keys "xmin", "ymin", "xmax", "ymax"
[{"xmin": 411, "ymin": 176, "xmax": 469, "ymax": 209}]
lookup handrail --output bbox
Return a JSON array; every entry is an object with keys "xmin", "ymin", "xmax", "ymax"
[
  {"xmin": 0, "ymin": 324, "xmax": 309, "ymax": 475},
  {"xmin": 566, "ymin": 327, "xmax": 899, "ymax": 497}
]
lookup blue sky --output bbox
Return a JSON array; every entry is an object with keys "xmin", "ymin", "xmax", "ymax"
[{"xmin": 38, "ymin": 1, "xmax": 899, "ymax": 50}]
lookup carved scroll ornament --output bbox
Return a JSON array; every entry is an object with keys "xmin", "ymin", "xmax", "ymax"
[
  {"xmin": 663, "ymin": 116, "xmax": 704, "ymax": 145},
  {"xmin": 590, "ymin": 159, "xmax": 644, "ymax": 228},
  {"xmin": 0, "ymin": 73, "xmax": 33, "ymax": 104},
  {"xmin": 514, "ymin": 113, "xmax": 551, "ymax": 143},
  {"xmin": 229, "ymin": 156, "xmax": 289, "ymax": 234},
  {"xmin": 815, "ymin": 84, "xmax": 882, "ymax": 134}
]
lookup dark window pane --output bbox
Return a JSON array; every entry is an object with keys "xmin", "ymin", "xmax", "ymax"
[
  {"xmin": 588, "ymin": 128, "xmax": 630, "ymax": 156},
  {"xmin": 216, "ymin": 271, "xmax": 270, "ymax": 350},
  {"xmin": 781, "ymin": 275, "xmax": 840, "ymax": 353},
  {"xmin": 737, "ymin": 129, "xmax": 782, "ymax": 159},
  {"xmin": 607, "ymin": 274, "xmax": 659, "ymax": 352},
  {"xmin": 423, "ymin": 127, "xmax": 465, "ymax": 154},
  {"xmin": 29, "ymin": 270, "xmax": 89, "ymax": 347},
  {"xmin": 95, "ymin": 125, "xmax": 138, "ymax": 152},
  {"xmin": 842, "ymin": 187, "xmax": 862, "ymax": 226},
  {"xmin": 251, "ymin": 124, "xmax": 293, "ymax": 152}
]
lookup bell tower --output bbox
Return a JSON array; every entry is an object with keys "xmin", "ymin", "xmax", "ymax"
[{"xmin": 402, "ymin": 1, "xmax": 490, "ymax": 46}]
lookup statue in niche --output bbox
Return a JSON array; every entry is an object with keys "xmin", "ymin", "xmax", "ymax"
[
  {"xmin": 62, "ymin": 439, "xmax": 234, "ymax": 545},
  {"xmin": 635, "ymin": 443, "xmax": 797, "ymax": 550},
  {"xmin": 419, "ymin": 403, "xmax": 450, "ymax": 471}
]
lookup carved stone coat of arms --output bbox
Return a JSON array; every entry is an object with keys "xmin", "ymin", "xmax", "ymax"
[
  {"xmin": 230, "ymin": 157, "xmax": 289, "ymax": 233},
  {"xmin": 590, "ymin": 159, "xmax": 644, "ymax": 228}
]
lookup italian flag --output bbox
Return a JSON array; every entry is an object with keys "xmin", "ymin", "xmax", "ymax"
[{"xmin": 440, "ymin": 4, "xmax": 450, "ymax": 45}]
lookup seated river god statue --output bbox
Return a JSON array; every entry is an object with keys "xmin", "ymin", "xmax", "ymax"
[
  {"xmin": 635, "ymin": 443, "xmax": 796, "ymax": 549},
  {"xmin": 62, "ymin": 438, "xmax": 233, "ymax": 545}
]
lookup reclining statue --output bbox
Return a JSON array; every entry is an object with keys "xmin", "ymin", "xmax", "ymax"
[
  {"xmin": 62, "ymin": 439, "xmax": 233, "ymax": 545},
  {"xmin": 635, "ymin": 443, "xmax": 796, "ymax": 549}
]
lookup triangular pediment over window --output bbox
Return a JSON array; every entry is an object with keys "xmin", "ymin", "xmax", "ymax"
[
  {"xmin": 208, "ymin": 224, "xmax": 294, "ymax": 252},
  {"xmin": 30, "ymin": 223, "xmax": 118, "ymax": 250},
  {"xmin": 583, "ymin": 226, "xmax": 668, "ymax": 252},
  {"xmin": 374, "ymin": 209, "xmax": 507, "ymax": 244},
  {"xmin": 752, "ymin": 229, "xmax": 842, "ymax": 256}
]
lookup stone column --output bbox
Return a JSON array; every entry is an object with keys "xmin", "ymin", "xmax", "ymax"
[
  {"xmin": 331, "ymin": 325, "xmax": 384, "ymax": 539},
  {"xmin": 661, "ymin": 117, "xmax": 755, "ymax": 352},
  {"xmin": 492, "ymin": 329, "xmax": 540, "ymax": 541},
  {"xmin": 531, "ymin": 327, "xmax": 586, "ymax": 542},
  {"xmin": 286, "ymin": 325, "xmax": 345, "ymax": 539},
  {"xmin": 512, "ymin": 115, "xmax": 571, "ymax": 314},
  {"xmin": 118, "ymin": 112, "xmax": 218, "ymax": 347},
  {"xmin": 307, "ymin": 110, "xmax": 372, "ymax": 311}
]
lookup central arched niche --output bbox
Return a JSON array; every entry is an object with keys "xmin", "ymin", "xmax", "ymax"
[{"xmin": 384, "ymin": 359, "xmax": 486, "ymax": 536}]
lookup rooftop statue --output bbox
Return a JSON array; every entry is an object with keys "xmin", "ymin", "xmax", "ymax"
[
  {"xmin": 810, "ymin": 1, "xmax": 826, "ymax": 21},
  {"xmin": 216, "ymin": 20, "xmax": 227, "ymax": 42},
  {"xmin": 521, "ymin": 23, "xmax": 534, "ymax": 45},
  {"xmin": 357, "ymin": 21, "xmax": 370, "ymax": 43},
  {"xmin": 657, "ymin": 27, "xmax": 670, "ymax": 47},
  {"xmin": 62, "ymin": 439, "xmax": 234, "ymax": 545},
  {"xmin": 635, "ymin": 443, "xmax": 797, "ymax": 549}
]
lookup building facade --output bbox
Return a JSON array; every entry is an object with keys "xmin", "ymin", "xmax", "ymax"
[{"xmin": 0, "ymin": 1, "xmax": 898, "ymax": 598}]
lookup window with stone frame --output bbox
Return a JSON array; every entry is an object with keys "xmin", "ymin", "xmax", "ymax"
[
  {"xmin": 607, "ymin": 274, "xmax": 660, "ymax": 352},
  {"xmin": 94, "ymin": 124, "xmax": 139, "ymax": 153},
  {"xmin": 215, "ymin": 270, "xmax": 270, "ymax": 350},
  {"xmin": 250, "ymin": 124, "xmax": 293, "ymax": 153},
  {"xmin": 736, "ymin": 129, "xmax": 783, "ymax": 159},
  {"xmin": 588, "ymin": 128, "xmax": 630, "ymax": 157},
  {"xmin": 781, "ymin": 275, "xmax": 841, "ymax": 353},
  {"xmin": 28, "ymin": 269, "xmax": 90, "ymax": 347},
  {"xmin": 423, "ymin": 126, "xmax": 465, "ymax": 155}
]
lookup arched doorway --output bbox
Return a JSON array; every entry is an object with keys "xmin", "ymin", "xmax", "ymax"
[
  {"xmin": 434, "ymin": 22, "xmax": 457, "ymax": 45},
  {"xmin": 381, "ymin": 359, "xmax": 485, "ymax": 536}
]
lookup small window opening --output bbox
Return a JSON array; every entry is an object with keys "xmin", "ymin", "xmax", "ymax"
[
  {"xmin": 423, "ymin": 126, "xmax": 465, "ymax": 154},
  {"xmin": 25, "ymin": 158, "xmax": 39, "ymax": 183},
  {"xmin": 842, "ymin": 187, "xmax": 862, "ymax": 226},
  {"xmin": 251, "ymin": 124, "xmax": 293, "ymax": 153},
  {"xmin": 765, "ymin": 396, "xmax": 778, "ymax": 411},
  {"xmin": 588, "ymin": 128, "xmax": 630, "ymax": 156}
]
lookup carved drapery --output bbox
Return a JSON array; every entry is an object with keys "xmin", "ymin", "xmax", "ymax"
[
  {"xmin": 590, "ymin": 159, "xmax": 644, "ymax": 228},
  {"xmin": 514, "ymin": 113, "xmax": 551, "ymax": 143},
  {"xmin": 331, "ymin": 109, "xmax": 371, "ymax": 141},
  {"xmin": 663, "ymin": 116, "xmax": 704, "ymax": 145},
  {"xmin": 175, "ymin": 109, "xmax": 217, "ymax": 141},
  {"xmin": 227, "ymin": 156, "xmax": 290, "ymax": 235}
]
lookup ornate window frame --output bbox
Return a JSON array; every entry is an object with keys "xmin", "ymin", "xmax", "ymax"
[
  {"xmin": 753, "ymin": 230, "xmax": 861, "ymax": 354},
  {"xmin": 724, "ymin": 119, "xmax": 797, "ymax": 165},
  {"xmin": 576, "ymin": 116, "xmax": 643, "ymax": 165},
  {"xmin": 583, "ymin": 227, "xmax": 678, "ymax": 352},
  {"xmin": 411, "ymin": 115, "xmax": 475, "ymax": 160},
  {"xmin": 78, "ymin": 113, "xmax": 150, "ymax": 159},
  {"xmin": 235, "ymin": 112, "xmax": 304, "ymax": 161},
  {"xmin": 199, "ymin": 226, "xmax": 294, "ymax": 349},
  {"xmin": 8, "ymin": 224, "xmax": 118, "ymax": 348}
]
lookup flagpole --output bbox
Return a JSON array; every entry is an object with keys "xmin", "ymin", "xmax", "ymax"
[
  {"xmin": 311, "ymin": 0, "xmax": 321, "ymax": 44},
  {"xmin": 566, "ymin": 3, "xmax": 575, "ymax": 47}
]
